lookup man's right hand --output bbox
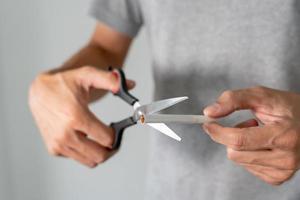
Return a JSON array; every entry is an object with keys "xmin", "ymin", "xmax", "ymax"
[{"xmin": 29, "ymin": 66, "xmax": 135, "ymax": 167}]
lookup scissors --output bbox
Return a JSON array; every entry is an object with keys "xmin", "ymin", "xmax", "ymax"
[{"xmin": 109, "ymin": 67, "xmax": 215, "ymax": 149}]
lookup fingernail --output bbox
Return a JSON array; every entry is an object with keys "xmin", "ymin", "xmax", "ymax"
[
  {"xmin": 202, "ymin": 124, "xmax": 210, "ymax": 134},
  {"xmin": 204, "ymin": 103, "xmax": 221, "ymax": 116},
  {"xmin": 110, "ymin": 72, "xmax": 120, "ymax": 93},
  {"xmin": 111, "ymin": 71, "xmax": 119, "ymax": 79}
]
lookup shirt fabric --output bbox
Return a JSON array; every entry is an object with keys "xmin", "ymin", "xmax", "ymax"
[{"xmin": 90, "ymin": 1, "xmax": 300, "ymax": 199}]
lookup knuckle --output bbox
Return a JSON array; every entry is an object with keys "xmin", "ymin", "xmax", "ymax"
[
  {"xmin": 231, "ymin": 134, "xmax": 246, "ymax": 150},
  {"xmin": 28, "ymin": 74, "xmax": 48, "ymax": 106},
  {"xmin": 47, "ymin": 148, "xmax": 57, "ymax": 156},
  {"xmin": 251, "ymin": 85, "xmax": 267, "ymax": 93},
  {"xmin": 250, "ymin": 85, "xmax": 274, "ymax": 101},
  {"xmin": 66, "ymin": 112, "xmax": 83, "ymax": 128},
  {"xmin": 278, "ymin": 171, "xmax": 294, "ymax": 182},
  {"xmin": 47, "ymin": 143, "xmax": 62, "ymax": 156},
  {"xmin": 285, "ymin": 171, "xmax": 295, "ymax": 180},
  {"xmin": 272, "ymin": 128, "xmax": 300, "ymax": 150},
  {"xmin": 81, "ymin": 66, "xmax": 96, "ymax": 74},
  {"xmin": 221, "ymin": 90, "xmax": 235, "ymax": 101},
  {"xmin": 227, "ymin": 148, "xmax": 238, "ymax": 161},
  {"xmin": 61, "ymin": 132, "xmax": 72, "ymax": 143},
  {"xmin": 285, "ymin": 157, "xmax": 299, "ymax": 170},
  {"xmin": 54, "ymin": 132, "xmax": 72, "ymax": 145},
  {"xmin": 269, "ymin": 180, "xmax": 283, "ymax": 186},
  {"xmin": 56, "ymin": 132, "xmax": 71, "ymax": 144},
  {"xmin": 96, "ymin": 154, "xmax": 107, "ymax": 164},
  {"xmin": 88, "ymin": 163, "xmax": 97, "ymax": 168},
  {"xmin": 80, "ymin": 160, "xmax": 95, "ymax": 168}
]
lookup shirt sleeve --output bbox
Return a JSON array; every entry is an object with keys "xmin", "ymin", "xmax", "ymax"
[{"xmin": 89, "ymin": 0, "xmax": 143, "ymax": 38}]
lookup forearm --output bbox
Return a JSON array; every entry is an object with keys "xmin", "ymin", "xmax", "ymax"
[
  {"xmin": 49, "ymin": 43, "xmax": 126, "ymax": 74},
  {"xmin": 38, "ymin": 43, "xmax": 127, "ymax": 102},
  {"xmin": 33, "ymin": 23, "xmax": 132, "ymax": 101}
]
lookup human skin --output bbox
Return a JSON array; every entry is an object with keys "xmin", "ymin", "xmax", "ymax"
[
  {"xmin": 29, "ymin": 22, "xmax": 300, "ymax": 186},
  {"xmin": 203, "ymin": 86, "xmax": 300, "ymax": 185},
  {"xmin": 29, "ymin": 23, "xmax": 134, "ymax": 167}
]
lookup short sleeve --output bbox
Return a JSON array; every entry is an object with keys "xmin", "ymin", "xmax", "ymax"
[{"xmin": 89, "ymin": 0, "xmax": 143, "ymax": 38}]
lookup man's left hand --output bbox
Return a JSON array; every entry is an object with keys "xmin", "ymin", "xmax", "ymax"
[{"xmin": 203, "ymin": 86, "xmax": 300, "ymax": 185}]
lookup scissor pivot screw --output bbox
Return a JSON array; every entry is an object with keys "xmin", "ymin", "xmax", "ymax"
[{"xmin": 140, "ymin": 115, "xmax": 145, "ymax": 123}]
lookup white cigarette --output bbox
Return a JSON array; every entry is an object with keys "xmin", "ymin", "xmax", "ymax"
[{"xmin": 143, "ymin": 114, "xmax": 216, "ymax": 124}]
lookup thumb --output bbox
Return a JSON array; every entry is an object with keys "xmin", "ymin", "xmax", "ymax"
[{"xmin": 203, "ymin": 88, "xmax": 268, "ymax": 118}]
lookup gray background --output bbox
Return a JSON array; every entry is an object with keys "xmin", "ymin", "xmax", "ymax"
[{"xmin": 0, "ymin": 0, "xmax": 152, "ymax": 199}]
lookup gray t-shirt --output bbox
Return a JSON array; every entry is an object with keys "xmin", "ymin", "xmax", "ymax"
[{"xmin": 90, "ymin": 0, "xmax": 300, "ymax": 199}]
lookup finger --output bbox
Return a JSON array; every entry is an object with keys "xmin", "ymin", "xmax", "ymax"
[
  {"xmin": 77, "ymin": 66, "xmax": 135, "ymax": 93},
  {"xmin": 76, "ymin": 108, "xmax": 114, "ymax": 148},
  {"xmin": 89, "ymin": 79, "xmax": 135, "ymax": 101},
  {"xmin": 111, "ymin": 70, "xmax": 135, "ymax": 91},
  {"xmin": 244, "ymin": 165, "xmax": 283, "ymax": 185},
  {"xmin": 203, "ymin": 123, "xmax": 274, "ymax": 150},
  {"xmin": 69, "ymin": 131, "xmax": 112, "ymax": 164},
  {"xmin": 62, "ymin": 146, "xmax": 97, "ymax": 168},
  {"xmin": 242, "ymin": 163, "xmax": 294, "ymax": 185},
  {"xmin": 235, "ymin": 119, "xmax": 259, "ymax": 128},
  {"xmin": 227, "ymin": 148, "xmax": 273, "ymax": 167},
  {"xmin": 203, "ymin": 87, "xmax": 272, "ymax": 118},
  {"xmin": 227, "ymin": 148, "xmax": 298, "ymax": 170}
]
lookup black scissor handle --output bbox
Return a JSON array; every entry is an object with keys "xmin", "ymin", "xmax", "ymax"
[
  {"xmin": 109, "ymin": 67, "xmax": 139, "ymax": 105},
  {"xmin": 110, "ymin": 117, "xmax": 136, "ymax": 150},
  {"xmin": 108, "ymin": 67, "xmax": 139, "ymax": 149}
]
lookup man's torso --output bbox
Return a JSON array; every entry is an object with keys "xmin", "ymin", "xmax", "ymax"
[{"xmin": 141, "ymin": 1, "xmax": 300, "ymax": 199}]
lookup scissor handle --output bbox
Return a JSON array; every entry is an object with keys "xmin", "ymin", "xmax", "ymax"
[
  {"xmin": 109, "ymin": 67, "xmax": 139, "ymax": 105},
  {"xmin": 110, "ymin": 117, "xmax": 136, "ymax": 150},
  {"xmin": 108, "ymin": 67, "xmax": 139, "ymax": 149}
]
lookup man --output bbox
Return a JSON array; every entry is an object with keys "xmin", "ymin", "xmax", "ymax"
[{"xmin": 29, "ymin": 0, "xmax": 300, "ymax": 199}]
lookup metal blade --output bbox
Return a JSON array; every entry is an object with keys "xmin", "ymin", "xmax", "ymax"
[
  {"xmin": 147, "ymin": 123, "xmax": 181, "ymax": 141},
  {"xmin": 133, "ymin": 101, "xmax": 141, "ymax": 110},
  {"xmin": 144, "ymin": 114, "xmax": 216, "ymax": 124},
  {"xmin": 135, "ymin": 96, "xmax": 188, "ymax": 116}
]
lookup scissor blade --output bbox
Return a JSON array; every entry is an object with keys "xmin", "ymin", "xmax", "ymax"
[
  {"xmin": 136, "ymin": 96, "xmax": 188, "ymax": 115},
  {"xmin": 147, "ymin": 123, "xmax": 181, "ymax": 141}
]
